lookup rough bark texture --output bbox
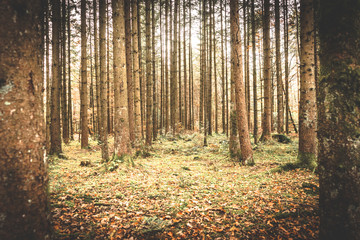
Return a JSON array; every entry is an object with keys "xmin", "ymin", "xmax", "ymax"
[
  {"xmin": 152, "ymin": 0, "xmax": 157, "ymax": 140},
  {"xmin": 80, "ymin": 0, "xmax": 88, "ymax": 148},
  {"xmin": 132, "ymin": 0, "xmax": 141, "ymax": 140},
  {"xmin": 275, "ymin": 0, "xmax": 284, "ymax": 134},
  {"xmin": 170, "ymin": 0, "xmax": 178, "ymax": 134},
  {"xmin": 124, "ymin": 0, "xmax": 135, "ymax": 143},
  {"xmin": 251, "ymin": 0, "xmax": 258, "ymax": 144},
  {"xmin": 113, "ymin": 0, "xmax": 130, "ymax": 156},
  {"xmin": 61, "ymin": 0, "xmax": 69, "ymax": 144},
  {"xmin": 298, "ymin": 0, "xmax": 316, "ymax": 169},
  {"xmin": 145, "ymin": 0, "xmax": 152, "ymax": 145},
  {"xmin": 94, "ymin": 0, "xmax": 100, "ymax": 137},
  {"xmin": 0, "ymin": 1, "xmax": 51, "ymax": 238},
  {"xmin": 260, "ymin": 0, "xmax": 272, "ymax": 141},
  {"xmin": 50, "ymin": 0, "xmax": 62, "ymax": 155},
  {"xmin": 318, "ymin": 0, "xmax": 360, "ymax": 239},
  {"xmin": 99, "ymin": 0, "xmax": 108, "ymax": 160},
  {"xmin": 230, "ymin": 0, "xmax": 254, "ymax": 164}
]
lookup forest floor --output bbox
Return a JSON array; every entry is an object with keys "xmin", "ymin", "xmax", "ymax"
[{"xmin": 49, "ymin": 133, "xmax": 319, "ymax": 240}]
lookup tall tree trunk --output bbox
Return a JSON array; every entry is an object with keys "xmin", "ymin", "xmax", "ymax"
[
  {"xmin": 113, "ymin": 0, "xmax": 130, "ymax": 156},
  {"xmin": 50, "ymin": 0, "xmax": 62, "ymax": 155},
  {"xmin": 99, "ymin": 0, "xmax": 109, "ymax": 159},
  {"xmin": 225, "ymin": 2, "xmax": 229, "ymax": 136},
  {"xmin": 199, "ymin": 0, "xmax": 205, "ymax": 132},
  {"xmin": 137, "ymin": 0, "xmax": 145, "ymax": 139},
  {"xmin": 178, "ymin": 1, "xmax": 182, "ymax": 125},
  {"xmin": 94, "ymin": 0, "xmax": 100, "ymax": 137},
  {"xmin": 106, "ymin": 0, "xmax": 112, "ymax": 134},
  {"xmin": 221, "ymin": 0, "xmax": 225, "ymax": 134},
  {"xmin": 145, "ymin": 0, "xmax": 152, "ymax": 145},
  {"xmin": 152, "ymin": 0, "xmax": 158, "ymax": 140},
  {"xmin": 80, "ymin": 0, "xmax": 88, "ymax": 148},
  {"xmin": 171, "ymin": 0, "xmax": 179, "ymax": 134},
  {"xmin": 230, "ymin": 0, "xmax": 254, "ymax": 164},
  {"xmin": 68, "ymin": 0, "xmax": 73, "ymax": 140},
  {"xmin": 318, "ymin": 0, "xmax": 360, "ymax": 238},
  {"xmin": 189, "ymin": 0, "xmax": 194, "ymax": 130},
  {"xmin": 46, "ymin": 0, "xmax": 51, "ymax": 150},
  {"xmin": 260, "ymin": 0, "xmax": 272, "ymax": 141},
  {"xmin": 283, "ymin": 0, "xmax": 289, "ymax": 134},
  {"xmin": 62, "ymin": 0, "xmax": 69, "ymax": 143},
  {"xmin": 213, "ymin": 0, "xmax": 218, "ymax": 134},
  {"xmin": 165, "ymin": 0, "xmax": 170, "ymax": 133},
  {"xmin": 298, "ymin": 0, "xmax": 316, "ymax": 168},
  {"xmin": 275, "ymin": 0, "xmax": 284, "ymax": 134},
  {"xmin": 207, "ymin": 0, "xmax": 212, "ymax": 136},
  {"xmin": 124, "ymin": 0, "xmax": 135, "ymax": 143},
  {"xmin": 132, "ymin": 0, "xmax": 141, "ymax": 140},
  {"xmin": 251, "ymin": 0, "xmax": 258, "ymax": 144},
  {"xmin": 0, "ymin": 1, "xmax": 51, "ymax": 238},
  {"xmin": 183, "ymin": 0, "xmax": 187, "ymax": 129}
]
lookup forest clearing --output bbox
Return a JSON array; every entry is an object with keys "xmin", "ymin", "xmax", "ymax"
[{"xmin": 50, "ymin": 134, "xmax": 318, "ymax": 239}]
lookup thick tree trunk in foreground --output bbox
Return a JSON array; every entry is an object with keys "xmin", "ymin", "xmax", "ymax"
[
  {"xmin": 113, "ymin": 0, "xmax": 130, "ymax": 156},
  {"xmin": 298, "ymin": 0, "xmax": 316, "ymax": 169},
  {"xmin": 230, "ymin": 0, "xmax": 254, "ymax": 165},
  {"xmin": 318, "ymin": 0, "xmax": 360, "ymax": 239},
  {"xmin": 0, "ymin": 1, "xmax": 51, "ymax": 238}
]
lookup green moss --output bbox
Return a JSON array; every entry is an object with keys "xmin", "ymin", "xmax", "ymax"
[{"xmin": 297, "ymin": 151, "xmax": 317, "ymax": 171}]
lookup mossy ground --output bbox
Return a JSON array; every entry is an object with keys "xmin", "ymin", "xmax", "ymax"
[{"xmin": 49, "ymin": 133, "xmax": 318, "ymax": 239}]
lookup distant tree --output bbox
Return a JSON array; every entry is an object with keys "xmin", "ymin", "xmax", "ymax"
[
  {"xmin": 318, "ymin": 0, "xmax": 360, "ymax": 239},
  {"xmin": 0, "ymin": 1, "xmax": 51, "ymax": 238}
]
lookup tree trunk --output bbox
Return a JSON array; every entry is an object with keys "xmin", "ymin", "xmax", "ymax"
[
  {"xmin": 50, "ymin": 0, "xmax": 62, "ymax": 155},
  {"xmin": 132, "ymin": 0, "xmax": 141, "ymax": 140},
  {"xmin": 61, "ymin": 0, "xmax": 69, "ymax": 144},
  {"xmin": 171, "ymin": 0, "xmax": 179, "ymax": 134},
  {"xmin": 183, "ymin": 0, "xmax": 187, "ymax": 129},
  {"xmin": 283, "ymin": 0, "xmax": 289, "ymax": 134},
  {"xmin": 318, "ymin": 0, "xmax": 360, "ymax": 239},
  {"xmin": 94, "ymin": 0, "xmax": 100, "ymax": 137},
  {"xmin": 260, "ymin": 0, "xmax": 272, "ymax": 141},
  {"xmin": 45, "ymin": 0, "xmax": 51, "ymax": 150},
  {"xmin": 275, "ymin": 0, "xmax": 284, "ymax": 134},
  {"xmin": 113, "ymin": 0, "xmax": 130, "ymax": 156},
  {"xmin": 0, "ymin": 1, "xmax": 51, "ymax": 238},
  {"xmin": 124, "ymin": 0, "xmax": 135, "ymax": 143},
  {"xmin": 298, "ymin": 0, "xmax": 317, "ymax": 169},
  {"xmin": 145, "ymin": 0, "xmax": 152, "ymax": 145},
  {"xmin": 99, "ymin": 0, "xmax": 109, "ymax": 160},
  {"xmin": 251, "ymin": 0, "xmax": 258, "ymax": 144},
  {"xmin": 230, "ymin": 0, "xmax": 254, "ymax": 164},
  {"xmin": 80, "ymin": 0, "xmax": 88, "ymax": 148},
  {"xmin": 152, "ymin": 0, "xmax": 158, "ymax": 140}
]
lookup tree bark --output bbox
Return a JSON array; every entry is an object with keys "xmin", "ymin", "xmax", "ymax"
[
  {"xmin": 230, "ymin": 0, "xmax": 254, "ymax": 164},
  {"xmin": 124, "ymin": 0, "xmax": 135, "ymax": 143},
  {"xmin": 80, "ymin": 0, "xmax": 88, "ymax": 148},
  {"xmin": 113, "ymin": 0, "xmax": 130, "ymax": 156},
  {"xmin": 132, "ymin": 0, "xmax": 141, "ymax": 140},
  {"xmin": 145, "ymin": 0, "xmax": 152, "ymax": 145},
  {"xmin": 99, "ymin": 0, "xmax": 109, "ymax": 160},
  {"xmin": 251, "ymin": 0, "xmax": 258, "ymax": 144},
  {"xmin": 0, "ymin": 1, "xmax": 51, "ymax": 238},
  {"xmin": 298, "ymin": 0, "xmax": 317, "ymax": 169},
  {"xmin": 260, "ymin": 0, "xmax": 272, "ymax": 141},
  {"xmin": 275, "ymin": 0, "xmax": 284, "ymax": 134},
  {"xmin": 318, "ymin": 1, "xmax": 360, "ymax": 238},
  {"xmin": 50, "ymin": 0, "xmax": 62, "ymax": 155}
]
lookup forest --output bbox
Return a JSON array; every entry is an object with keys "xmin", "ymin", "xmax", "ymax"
[{"xmin": 0, "ymin": 0, "xmax": 359, "ymax": 239}]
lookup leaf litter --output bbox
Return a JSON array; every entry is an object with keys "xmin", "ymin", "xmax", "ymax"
[{"xmin": 49, "ymin": 134, "xmax": 318, "ymax": 239}]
